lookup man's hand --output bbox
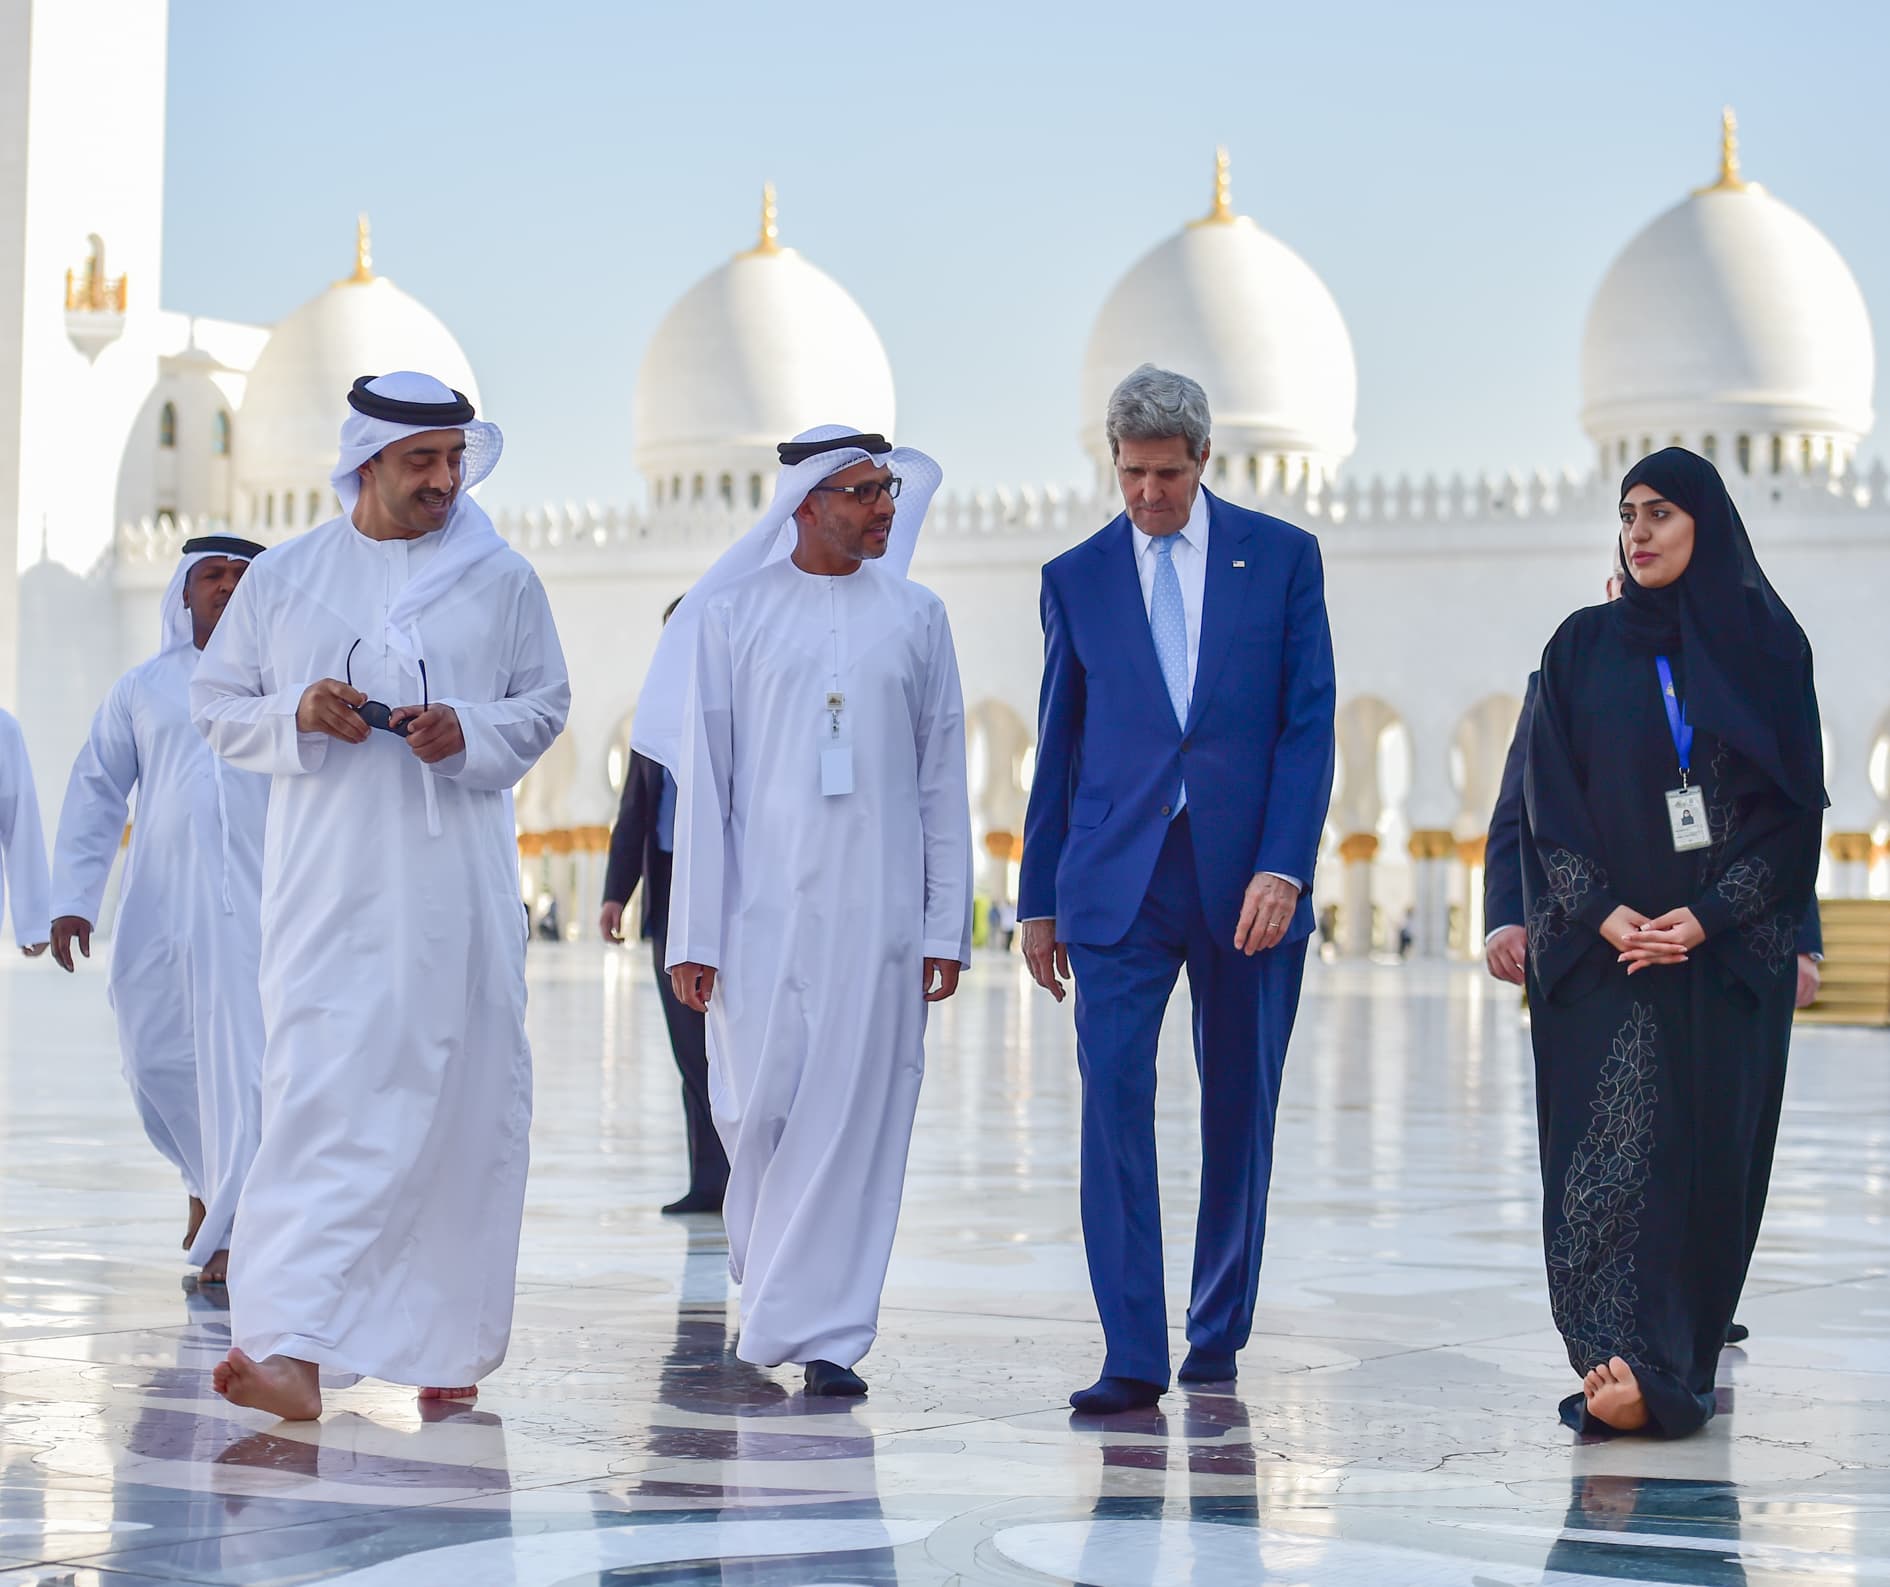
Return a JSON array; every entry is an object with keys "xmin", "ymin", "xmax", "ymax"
[
  {"xmin": 1618, "ymin": 906, "xmax": 1703, "ymax": 974},
  {"xmin": 1234, "ymin": 873, "xmax": 1299, "ymax": 955},
  {"xmin": 923, "ymin": 958, "xmax": 961, "ymax": 1003},
  {"xmin": 1796, "ymin": 953, "xmax": 1821, "ymax": 1009},
  {"xmin": 390, "ymin": 704, "xmax": 464, "ymax": 765},
  {"xmin": 1022, "ymin": 918, "xmax": 1069, "ymax": 1002},
  {"xmin": 50, "ymin": 916, "xmax": 91, "ymax": 974},
  {"xmin": 296, "ymin": 679, "xmax": 370, "ymax": 743},
  {"xmin": 600, "ymin": 901, "xmax": 626, "ymax": 943},
  {"xmin": 20, "ymin": 942, "xmax": 47, "ymax": 959},
  {"xmin": 1485, "ymin": 924, "xmax": 1527, "ymax": 985},
  {"xmin": 671, "ymin": 961, "xmax": 717, "ymax": 1012}
]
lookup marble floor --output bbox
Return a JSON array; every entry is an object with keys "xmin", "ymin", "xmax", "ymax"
[{"xmin": 0, "ymin": 946, "xmax": 1885, "ymax": 1585}]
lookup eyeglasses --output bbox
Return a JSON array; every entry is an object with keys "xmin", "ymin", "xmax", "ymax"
[
  {"xmin": 807, "ymin": 475, "xmax": 902, "ymax": 507},
  {"xmin": 346, "ymin": 639, "xmax": 428, "ymax": 738}
]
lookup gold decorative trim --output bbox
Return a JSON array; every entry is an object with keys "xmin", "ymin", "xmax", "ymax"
[
  {"xmin": 1827, "ymin": 831, "xmax": 1874, "ymax": 864},
  {"xmin": 338, "ymin": 213, "xmax": 376, "ymax": 285},
  {"xmin": 1694, "ymin": 106, "xmax": 1760, "ymax": 195},
  {"xmin": 1187, "ymin": 146, "xmax": 1239, "ymax": 228},
  {"xmin": 1338, "ymin": 832, "xmax": 1380, "ymax": 864},
  {"xmin": 740, "ymin": 182, "xmax": 782, "ymax": 257}
]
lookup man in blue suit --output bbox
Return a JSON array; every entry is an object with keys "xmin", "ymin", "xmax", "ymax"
[{"xmin": 1019, "ymin": 364, "xmax": 1336, "ymax": 1414}]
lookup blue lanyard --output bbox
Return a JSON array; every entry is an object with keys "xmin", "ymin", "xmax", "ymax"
[{"xmin": 1655, "ymin": 656, "xmax": 1693, "ymax": 785}]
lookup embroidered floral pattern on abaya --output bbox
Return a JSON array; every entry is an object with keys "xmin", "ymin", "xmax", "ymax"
[
  {"xmin": 1528, "ymin": 848, "xmax": 1606, "ymax": 968},
  {"xmin": 1548, "ymin": 1003, "xmax": 1658, "ymax": 1371}
]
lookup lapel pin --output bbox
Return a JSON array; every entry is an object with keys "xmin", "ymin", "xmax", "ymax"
[{"xmin": 1232, "ymin": 559, "xmax": 1246, "ymax": 568}]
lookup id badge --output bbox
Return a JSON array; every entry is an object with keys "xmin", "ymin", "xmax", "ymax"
[
  {"xmin": 820, "ymin": 693, "xmax": 854, "ymax": 797},
  {"xmin": 1666, "ymin": 786, "xmax": 1711, "ymax": 851}
]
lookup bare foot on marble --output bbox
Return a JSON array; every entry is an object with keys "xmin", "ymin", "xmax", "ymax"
[
  {"xmin": 199, "ymin": 1249, "xmax": 229, "ymax": 1285},
  {"xmin": 1583, "ymin": 1356, "xmax": 1650, "ymax": 1432},
  {"xmin": 214, "ymin": 1348, "xmax": 321, "ymax": 1420},
  {"xmin": 418, "ymin": 1385, "xmax": 478, "ymax": 1401}
]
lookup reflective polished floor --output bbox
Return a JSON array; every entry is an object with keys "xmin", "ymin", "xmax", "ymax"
[{"xmin": 0, "ymin": 945, "xmax": 1885, "ymax": 1585}]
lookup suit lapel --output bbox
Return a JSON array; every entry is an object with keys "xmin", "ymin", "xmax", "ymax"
[
  {"xmin": 1093, "ymin": 514, "xmax": 1172, "ymax": 717},
  {"xmin": 1186, "ymin": 491, "xmax": 1254, "ymax": 732}
]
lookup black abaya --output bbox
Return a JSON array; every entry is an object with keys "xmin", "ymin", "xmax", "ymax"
[{"xmin": 1522, "ymin": 603, "xmax": 1820, "ymax": 1438}]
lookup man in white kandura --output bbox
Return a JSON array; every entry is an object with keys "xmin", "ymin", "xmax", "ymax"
[
  {"xmin": 0, "ymin": 711, "xmax": 50, "ymax": 962},
  {"xmin": 636, "ymin": 425, "xmax": 972, "ymax": 1398},
  {"xmin": 193, "ymin": 371, "xmax": 569, "ymax": 1419},
  {"xmin": 50, "ymin": 536, "xmax": 269, "ymax": 1285}
]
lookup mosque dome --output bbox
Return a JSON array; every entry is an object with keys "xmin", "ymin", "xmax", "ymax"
[
  {"xmin": 632, "ymin": 186, "xmax": 895, "ymax": 513},
  {"xmin": 235, "ymin": 217, "xmax": 480, "ymax": 535},
  {"xmin": 1080, "ymin": 150, "xmax": 1358, "ymax": 494},
  {"xmin": 1581, "ymin": 111, "xmax": 1875, "ymax": 478}
]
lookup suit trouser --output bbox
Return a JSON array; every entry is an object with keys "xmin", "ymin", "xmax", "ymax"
[
  {"xmin": 647, "ymin": 854, "xmax": 730, "ymax": 1202},
  {"xmin": 1067, "ymin": 811, "xmax": 1308, "ymax": 1385}
]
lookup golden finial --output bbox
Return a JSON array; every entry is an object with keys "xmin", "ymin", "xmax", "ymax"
[
  {"xmin": 743, "ymin": 182, "xmax": 782, "ymax": 257},
  {"xmin": 1695, "ymin": 107, "xmax": 1757, "ymax": 195},
  {"xmin": 345, "ymin": 213, "xmax": 375, "ymax": 283},
  {"xmin": 1190, "ymin": 146, "xmax": 1237, "ymax": 227}
]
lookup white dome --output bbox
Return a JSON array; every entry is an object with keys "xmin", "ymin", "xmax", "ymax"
[
  {"xmin": 1081, "ymin": 153, "xmax": 1357, "ymax": 486},
  {"xmin": 632, "ymin": 189, "xmax": 894, "ymax": 504},
  {"xmin": 236, "ymin": 222, "xmax": 479, "ymax": 531},
  {"xmin": 1581, "ymin": 115, "xmax": 1874, "ymax": 466}
]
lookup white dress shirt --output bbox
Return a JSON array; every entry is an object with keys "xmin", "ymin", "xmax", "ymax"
[{"xmin": 1130, "ymin": 487, "xmax": 1210, "ymax": 705}]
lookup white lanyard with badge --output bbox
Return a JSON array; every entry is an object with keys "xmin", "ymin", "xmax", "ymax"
[
  {"xmin": 1657, "ymin": 655, "xmax": 1710, "ymax": 851},
  {"xmin": 820, "ymin": 579, "xmax": 854, "ymax": 797}
]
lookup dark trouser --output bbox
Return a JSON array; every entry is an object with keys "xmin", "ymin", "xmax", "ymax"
[
  {"xmin": 647, "ymin": 853, "xmax": 729, "ymax": 1202},
  {"xmin": 1066, "ymin": 811, "xmax": 1308, "ymax": 1385}
]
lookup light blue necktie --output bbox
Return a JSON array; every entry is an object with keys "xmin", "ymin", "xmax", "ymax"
[
  {"xmin": 1150, "ymin": 534, "xmax": 1189, "ymax": 725},
  {"xmin": 1150, "ymin": 534, "xmax": 1189, "ymax": 815}
]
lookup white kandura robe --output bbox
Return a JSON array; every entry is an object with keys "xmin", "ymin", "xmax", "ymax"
[
  {"xmin": 192, "ymin": 517, "xmax": 569, "ymax": 1387},
  {"xmin": 51, "ymin": 645, "xmax": 269, "ymax": 1261},
  {"xmin": 669, "ymin": 557, "xmax": 971, "ymax": 1370},
  {"xmin": 0, "ymin": 709, "xmax": 51, "ymax": 950}
]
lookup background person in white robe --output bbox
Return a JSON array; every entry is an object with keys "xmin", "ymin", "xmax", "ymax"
[
  {"xmin": 49, "ymin": 537, "xmax": 269, "ymax": 1282},
  {"xmin": 0, "ymin": 711, "xmax": 50, "ymax": 960},
  {"xmin": 662, "ymin": 428, "xmax": 972, "ymax": 1398},
  {"xmin": 192, "ymin": 371, "xmax": 569, "ymax": 1421}
]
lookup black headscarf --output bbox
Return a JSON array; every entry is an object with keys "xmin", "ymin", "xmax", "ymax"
[{"xmin": 1614, "ymin": 447, "xmax": 1825, "ymax": 811}]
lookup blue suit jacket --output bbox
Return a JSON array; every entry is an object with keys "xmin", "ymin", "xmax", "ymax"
[
  {"xmin": 1483, "ymin": 674, "xmax": 1537, "ymax": 933},
  {"xmin": 1486, "ymin": 670, "xmax": 1821, "ymax": 955},
  {"xmin": 1018, "ymin": 491, "xmax": 1336, "ymax": 948}
]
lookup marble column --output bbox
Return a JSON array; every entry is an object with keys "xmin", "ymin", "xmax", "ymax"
[
  {"xmin": 1405, "ymin": 829, "xmax": 1454, "ymax": 958},
  {"xmin": 1827, "ymin": 831, "xmax": 1873, "ymax": 898},
  {"xmin": 1457, "ymin": 835, "xmax": 1489, "ymax": 953},
  {"xmin": 1337, "ymin": 833, "xmax": 1379, "ymax": 957}
]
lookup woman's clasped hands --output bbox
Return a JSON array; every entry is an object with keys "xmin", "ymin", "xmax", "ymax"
[{"xmin": 1601, "ymin": 904, "xmax": 1705, "ymax": 974}]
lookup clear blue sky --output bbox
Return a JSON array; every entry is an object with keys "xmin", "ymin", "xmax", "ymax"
[{"xmin": 162, "ymin": 1, "xmax": 1890, "ymax": 511}]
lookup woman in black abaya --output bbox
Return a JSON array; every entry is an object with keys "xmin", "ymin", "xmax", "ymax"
[{"xmin": 1522, "ymin": 447, "xmax": 1824, "ymax": 1438}]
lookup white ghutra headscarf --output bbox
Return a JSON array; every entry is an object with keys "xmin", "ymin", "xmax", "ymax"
[
  {"xmin": 330, "ymin": 371, "xmax": 507, "ymax": 665},
  {"xmin": 157, "ymin": 534, "xmax": 265, "ymax": 655},
  {"xmin": 630, "ymin": 424, "xmax": 943, "ymax": 773}
]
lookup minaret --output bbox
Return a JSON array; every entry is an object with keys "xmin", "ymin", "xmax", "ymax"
[{"xmin": 0, "ymin": 0, "xmax": 172, "ymax": 709}]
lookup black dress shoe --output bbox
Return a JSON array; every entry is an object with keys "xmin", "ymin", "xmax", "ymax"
[
  {"xmin": 1177, "ymin": 1348, "xmax": 1237, "ymax": 1383},
  {"xmin": 1068, "ymin": 1376, "xmax": 1165, "ymax": 1414},
  {"xmin": 804, "ymin": 1359, "xmax": 867, "ymax": 1397},
  {"xmin": 1725, "ymin": 1321, "xmax": 1751, "ymax": 1344},
  {"xmin": 662, "ymin": 1191, "xmax": 724, "ymax": 1215}
]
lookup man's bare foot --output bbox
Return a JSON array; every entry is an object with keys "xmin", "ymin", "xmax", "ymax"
[
  {"xmin": 200, "ymin": 1249, "xmax": 230, "ymax": 1285},
  {"xmin": 418, "ymin": 1385, "xmax": 478, "ymax": 1401},
  {"xmin": 184, "ymin": 1196, "xmax": 206, "ymax": 1251},
  {"xmin": 213, "ymin": 1349, "xmax": 321, "ymax": 1421},
  {"xmin": 1583, "ymin": 1356, "xmax": 1650, "ymax": 1432}
]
